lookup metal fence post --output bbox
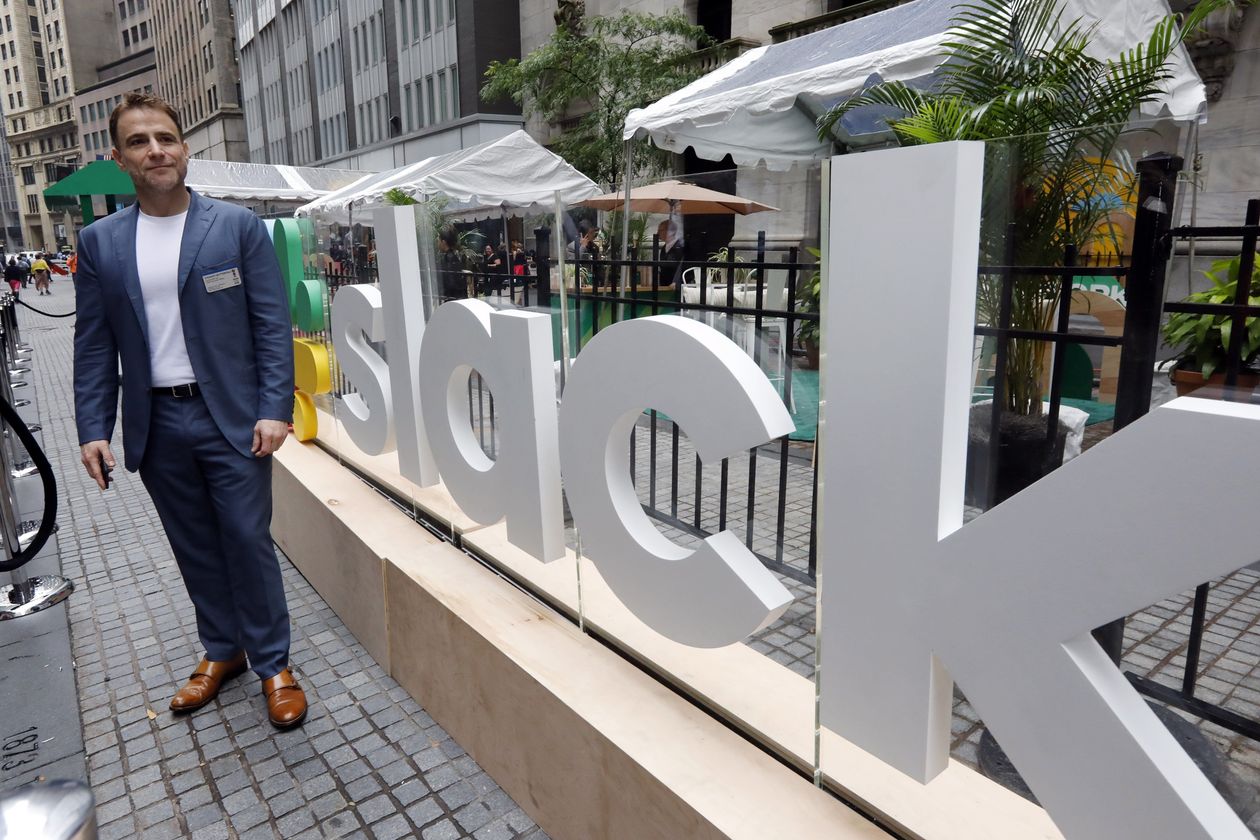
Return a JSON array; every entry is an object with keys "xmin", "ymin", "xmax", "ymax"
[
  {"xmin": 534, "ymin": 226, "xmax": 552, "ymax": 309},
  {"xmin": 1094, "ymin": 152, "xmax": 1182, "ymax": 664},
  {"xmin": 1111, "ymin": 152, "xmax": 1183, "ymax": 430}
]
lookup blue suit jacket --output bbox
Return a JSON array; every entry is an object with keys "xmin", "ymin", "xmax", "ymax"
[{"xmin": 73, "ymin": 190, "xmax": 294, "ymax": 471}]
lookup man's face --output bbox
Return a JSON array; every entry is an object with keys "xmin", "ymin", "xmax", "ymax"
[{"xmin": 112, "ymin": 107, "xmax": 189, "ymax": 197}]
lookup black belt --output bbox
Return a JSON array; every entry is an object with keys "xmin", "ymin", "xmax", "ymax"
[{"xmin": 150, "ymin": 383, "xmax": 200, "ymax": 398}]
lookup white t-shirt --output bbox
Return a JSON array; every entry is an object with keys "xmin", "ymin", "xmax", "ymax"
[{"xmin": 135, "ymin": 209, "xmax": 197, "ymax": 387}]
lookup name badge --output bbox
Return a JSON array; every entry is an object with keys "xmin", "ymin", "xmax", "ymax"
[{"xmin": 203, "ymin": 267, "xmax": 242, "ymax": 293}]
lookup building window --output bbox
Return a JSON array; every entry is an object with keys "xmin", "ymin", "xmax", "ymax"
[
  {"xmin": 122, "ymin": 29, "xmax": 129, "ymax": 47},
  {"xmin": 27, "ymin": 195, "xmax": 38, "ymax": 214},
  {"xmin": 118, "ymin": 1, "xmax": 125, "ymax": 18},
  {"xmin": 20, "ymin": 165, "xmax": 33, "ymax": 185},
  {"xmin": 138, "ymin": 20, "xmax": 146, "ymax": 40},
  {"xmin": 425, "ymin": 76, "xmax": 434, "ymax": 125},
  {"xmin": 422, "ymin": 0, "xmax": 430, "ymax": 34},
  {"xmin": 450, "ymin": 65, "xmax": 459, "ymax": 119}
]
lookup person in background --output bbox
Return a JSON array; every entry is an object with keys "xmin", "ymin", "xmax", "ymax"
[
  {"xmin": 5, "ymin": 257, "xmax": 20, "ymax": 297},
  {"xmin": 16, "ymin": 253, "xmax": 30, "ymax": 288},
  {"xmin": 656, "ymin": 219, "xmax": 684, "ymax": 286},
  {"xmin": 437, "ymin": 227, "xmax": 467, "ymax": 302},
  {"xmin": 67, "ymin": 251, "xmax": 78, "ymax": 278},
  {"xmin": 31, "ymin": 253, "xmax": 50, "ymax": 295}
]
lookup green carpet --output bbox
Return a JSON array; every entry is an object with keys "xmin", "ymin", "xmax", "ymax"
[
  {"xmin": 638, "ymin": 369, "xmax": 1112, "ymax": 445},
  {"xmin": 787, "ymin": 369, "xmax": 819, "ymax": 441}
]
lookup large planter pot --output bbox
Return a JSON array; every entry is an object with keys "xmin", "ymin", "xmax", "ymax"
[
  {"xmin": 801, "ymin": 339, "xmax": 820, "ymax": 370},
  {"xmin": 1169, "ymin": 365, "xmax": 1260, "ymax": 397},
  {"xmin": 965, "ymin": 407, "xmax": 1067, "ymax": 508}
]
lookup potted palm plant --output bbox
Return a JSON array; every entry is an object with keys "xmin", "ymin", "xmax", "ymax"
[
  {"xmin": 797, "ymin": 246, "xmax": 822, "ymax": 369},
  {"xmin": 816, "ymin": 0, "xmax": 1247, "ymax": 502},
  {"xmin": 1163, "ymin": 253, "xmax": 1260, "ymax": 395}
]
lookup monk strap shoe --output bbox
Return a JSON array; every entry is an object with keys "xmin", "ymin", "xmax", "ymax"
[
  {"xmin": 170, "ymin": 651, "xmax": 248, "ymax": 713},
  {"xmin": 262, "ymin": 668, "xmax": 307, "ymax": 729}
]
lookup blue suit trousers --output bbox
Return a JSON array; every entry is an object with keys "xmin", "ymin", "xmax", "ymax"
[{"xmin": 139, "ymin": 393, "xmax": 290, "ymax": 679}]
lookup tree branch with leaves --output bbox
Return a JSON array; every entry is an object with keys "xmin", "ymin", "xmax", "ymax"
[{"xmin": 481, "ymin": 10, "xmax": 710, "ymax": 190}]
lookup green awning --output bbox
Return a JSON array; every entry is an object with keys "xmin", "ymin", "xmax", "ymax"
[{"xmin": 43, "ymin": 159, "xmax": 135, "ymax": 198}]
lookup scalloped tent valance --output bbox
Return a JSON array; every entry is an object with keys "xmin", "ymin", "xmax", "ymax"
[
  {"xmin": 294, "ymin": 130, "xmax": 600, "ymax": 223},
  {"xmin": 624, "ymin": 0, "xmax": 1206, "ymax": 170}
]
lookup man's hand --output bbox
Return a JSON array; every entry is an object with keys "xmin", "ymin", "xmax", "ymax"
[
  {"xmin": 80, "ymin": 440, "xmax": 116, "ymax": 491},
  {"xmin": 252, "ymin": 419, "xmax": 289, "ymax": 457}
]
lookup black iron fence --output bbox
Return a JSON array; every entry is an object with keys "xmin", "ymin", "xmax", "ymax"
[
  {"xmin": 1117, "ymin": 168, "xmax": 1260, "ymax": 741},
  {"xmin": 553, "ymin": 232, "xmax": 818, "ymax": 584}
]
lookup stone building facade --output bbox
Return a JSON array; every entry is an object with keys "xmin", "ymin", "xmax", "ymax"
[
  {"xmin": 151, "ymin": 0, "xmax": 246, "ymax": 161},
  {"xmin": 0, "ymin": 0, "xmax": 118, "ymax": 250},
  {"xmin": 234, "ymin": 0, "xmax": 523, "ymax": 172}
]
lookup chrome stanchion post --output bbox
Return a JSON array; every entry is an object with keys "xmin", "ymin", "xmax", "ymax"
[
  {"xmin": 0, "ymin": 315, "xmax": 71, "ymax": 620},
  {"xmin": 0, "ymin": 779, "xmax": 97, "ymax": 839},
  {"xmin": 1, "ymin": 293, "xmax": 29, "ymax": 359}
]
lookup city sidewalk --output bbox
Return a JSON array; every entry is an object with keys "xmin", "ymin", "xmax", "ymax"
[{"xmin": 16, "ymin": 279, "xmax": 547, "ymax": 840}]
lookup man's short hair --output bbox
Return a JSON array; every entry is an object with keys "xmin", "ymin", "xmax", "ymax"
[{"xmin": 109, "ymin": 92, "xmax": 183, "ymax": 149}]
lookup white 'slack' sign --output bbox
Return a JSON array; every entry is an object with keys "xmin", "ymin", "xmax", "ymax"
[{"xmin": 321, "ymin": 142, "xmax": 1258, "ymax": 839}]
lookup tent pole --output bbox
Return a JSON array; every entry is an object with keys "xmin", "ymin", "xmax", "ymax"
[
  {"xmin": 618, "ymin": 138, "xmax": 634, "ymax": 321},
  {"xmin": 79, "ymin": 195, "xmax": 95, "ymax": 226},
  {"xmin": 501, "ymin": 211, "xmax": 511, "ymax": 304},
  {"xmin": 555, "ymin": 190, "xmax": 572, "ymax": 377}
]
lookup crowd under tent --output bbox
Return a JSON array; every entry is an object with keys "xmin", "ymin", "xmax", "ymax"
[
  {"xmin": 622, "ymin": 0, "xmax": 1206, "ymax": 170},
  {"xmin": 294, "ymin": 130, "xmax": 600, "ymax": 224},
  {"xmin": 44, "ymin": 159, "xmax": 372, "ymax": 223}
]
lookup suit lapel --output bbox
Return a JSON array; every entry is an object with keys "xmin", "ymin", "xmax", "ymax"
[
  {"xmin": 177, "ymin": 190, "xmax": 217, "ymax": 296},
  {"xmin": 111, "ymin": 204, "xmax": 149, "ymax": 346}
]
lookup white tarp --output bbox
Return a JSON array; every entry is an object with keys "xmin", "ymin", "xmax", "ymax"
[
  {"xmin": 294, "ymin": 130, "xmax": 600, "ymax": 222},
  {"xmin": 624, "ymin": 0, "xmax": 1206, "ymax": 170},
  {"xmin": 185, "ymin": 159, "xmax": 370, "ymax": 202}
]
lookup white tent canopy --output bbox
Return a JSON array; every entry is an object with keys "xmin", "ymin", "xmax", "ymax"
[
  {"xmin": 185, "ymin": 159, "xmax": 371, "ymax": 202},
  {"xmin": 295, "ymin": 130, "xmax": 600, "ymax": 222},
  {"xmin": 623, "ymin": 0, "xmax": 1205, "ymax": 170}
]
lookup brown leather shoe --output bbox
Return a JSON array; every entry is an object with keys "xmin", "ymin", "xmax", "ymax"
[
  {"xmin": 169, "ymin": 651, "xmax": 248, "ymax": 713},
  {"xmin": 262, "ymin": 669, "xmax": 307, "ymax": 729}
]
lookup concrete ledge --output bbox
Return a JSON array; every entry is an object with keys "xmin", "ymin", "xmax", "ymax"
[
  {"xmin": 273, "ymin": 440, "xmax": 884, "ymax": 839},
  {"xmin": 272, "ymin": 438, "xmax": 434, "ymax": 670}
]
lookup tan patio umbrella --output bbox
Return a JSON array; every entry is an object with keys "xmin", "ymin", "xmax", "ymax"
[{"xmin": 577, "ymin": 179, "xmax": 778, "ymax": 215}]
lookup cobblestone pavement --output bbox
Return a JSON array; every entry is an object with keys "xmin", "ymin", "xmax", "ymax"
[{"xmin": 25, "ymin": 283, "xmax": 546, "ymax": 839}]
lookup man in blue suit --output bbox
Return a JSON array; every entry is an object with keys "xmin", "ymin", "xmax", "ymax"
[{"xmin": 73, "ymin": 93, "xmax": 306, "ymax": 728}]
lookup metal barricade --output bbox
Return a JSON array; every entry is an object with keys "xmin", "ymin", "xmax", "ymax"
[
  {"xmin": 0, "ymin": 779, "xmax": 96, "ymax": 839},
  {"xmin": 0, "ymin": 292, "xmax": 70, "ymax": 619}
]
